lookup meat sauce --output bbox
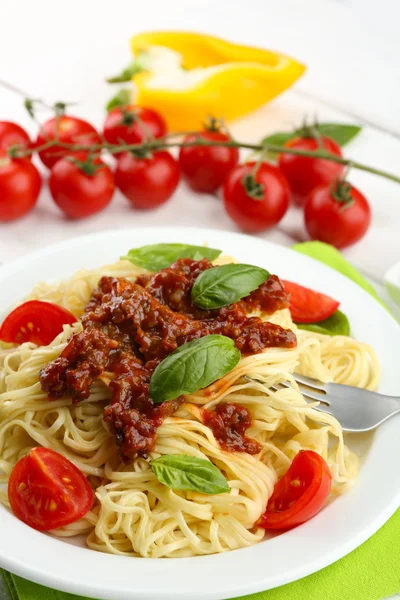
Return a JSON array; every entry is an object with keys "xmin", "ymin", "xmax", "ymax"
[
  {"xmin": 40, "ymin": 258, "xmax": 296, "ymax": 460},
  {"xmin": 202, "ymin": 403, "xmax": 262, "ymax": 455}
]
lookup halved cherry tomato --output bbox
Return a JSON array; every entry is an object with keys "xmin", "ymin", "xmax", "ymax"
[
  {"xmin": 0, "ymin": 300, "xmax": 76, "ymax": 346},
  {"xmin": 259, "ymin": 450, "xmax": 332, "ymax": 530},
  {"xmin": 8, "ymin": 447, "xmax": 94, "ymax": 531},
  {"xmin": 283, "ymin": 280, "xmax": 340, "ymax": 323}
]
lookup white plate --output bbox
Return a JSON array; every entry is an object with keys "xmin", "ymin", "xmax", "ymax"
[
  {"xmin": 0, "ymin": 227, "xmax": 399, "ymax": 600},
  {"xmin": 385, "ymin": 260, "xmax": 400, "ymax": 306}
]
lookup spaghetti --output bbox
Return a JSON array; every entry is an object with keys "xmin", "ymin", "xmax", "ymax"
[{"xmin": 0, "ymin": 256, "xmax": 379, "ymax": 558}]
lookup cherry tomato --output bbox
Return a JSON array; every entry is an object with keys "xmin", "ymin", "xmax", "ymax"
[
  {"xmin": 0, "ymin": 300, "xmax": 76, "ymax": 346},
  {"xmin": 259, "ymin": 450, "xmax": 332, "ymax": 530},
  {"xmin": 278, "ymin": 136, "xmax": 344, "ymax": 206},
  {"xmin": 223, "ymin": 162, "xmax": 290, "ymax": 232},
  {"xmin": 0, "ymin": 121, "xmax": 31, "ymax": 154},
  {"xmin": 283, "ymin": 280, "xmax": 340, "ymax": 323},
  {"xmin": 115, "ymin": 150, "xmax": 180, "ymax": 209},
  {"xmin": 179, "ymin": 131, "xmax": 239, "ymax": 193},
  {"xmin": 49, "ymin": 153, "xmax": 115, "ymax": 219},
  {"xmin": 8, "ymin": 447, "xmax": 94, "ymax": 531},
  {"xmin": 35, "ymin": 116, "xmax": 101, "ymax": 169},
  {"xmin": 0, "ymin": 152, "xmax": 41, "ymax": 222},
  {"xmin": 103, "ymin": 105, "xmax": 167, "ymax": 147},
  {"xmin": 304, "ymin": 181, "xmax": 371, "ymax": 249}
]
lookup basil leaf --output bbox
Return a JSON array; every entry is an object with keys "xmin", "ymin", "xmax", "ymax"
[
  {"xmin": 317, "ymin": 124, "xmax": 362, "ymax": 147},
  {"xmin": 105, "ymin": 88, "xmax": 132, "ymax": 112},
  {"xmin": 150, "ymin": 335, "xmax": 240, "ymax": 404},
  {"xmin": 296, "ymin": 310, "xmax": 350, "ymax": 337},
  {"xmin": 151, "ymin": 455, "xmax": 230, "ymax": 495},
  {"xmin": 122, "ymin": 243, "xmax": 222, "ymax": 271},
  {"xmin": 262, "ymin": 131, "xmax": 293, "ymax": 147},
  {"xmin": 260, "ymin": 132, "xmax": 294, "ymax": 160},
  {"xmin": 262, "ymin": 123, "xmax": 362, "ymax": 156},
  {"xmin": 192, "ymin": 264, "xmax": 269, "ymax": 310}
]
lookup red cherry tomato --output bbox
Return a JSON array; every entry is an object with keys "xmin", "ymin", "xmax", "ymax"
[
  {"xmin": 179, "ymin": 131, "xmax": 239, "ymax": 193},
  {"xmin": 35, "ymin": 116, "xmax": 101, "ymax": 169},
  {"xmin": 103, "ymin": 105, "xmax": 167, "ymax": 147},
  {"xmin": 259, "ymin": 450, "xmax": 332, "ymax": 530},
  {"xmin": 0, "ymin": 121, "xmax": 31, "ymax": 154},
  {"xmin": 278, "ymin": 136, "xmax": 344, "ymax": 206},
  {"xmin": 8, "ymin": 447, "xmax": 94, "ymax": 531},
  {"xmin": 49, "ymin": 153, "xmax": 115, "ymax": 219},
  {"xmin": 283, "ymin": 280, "xmax": 340, "ymax": 323},
  {"xmin": 0, "ymin": 300, "xmax": 77, "ymax": 346},
  {"xmin": 0, "ymin": 152, "xmax": 41, "ymax": 222},
  {"xmin": 115, "ymin": 150, "xmax": 180, "ymax": 209},
  {"xmin": 223, "ymin": 162, "xmax": 290, "ymax": 232},
  {"xmin": 305, "ymin": 182, "xmax": 371, "ymax": 249}
]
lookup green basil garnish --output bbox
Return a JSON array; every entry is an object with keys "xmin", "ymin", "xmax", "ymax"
[
  {"xmin": 262, "ymin": 131, "xmax": 294, "ymax": 153},
  {"xmin": 262, "ymin": 123, "xmax": 362, "ymax": 158},
  {"xmin": 313, "ymin": 124, "xmax": 362, "ymax": 147},
  {"xmin": 122, "ymin": 243, "xmax": 221, "ymax": 271},
  {"xmin": 150, "ymin": 335, "xmax": 240, "ymax": 404},
  {"xmin": 191, "ymin": 263, "xmax": 269, "ymax": 310},
  {"xmin": 297, "ymin": 310, "xmax": 350, "ymax": 337},
  {"xmin": 151, "ymin": 455, "xmax": 230, "ymax": 495}
]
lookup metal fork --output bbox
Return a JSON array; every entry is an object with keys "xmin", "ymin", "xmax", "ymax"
[{"xmin": 278, "ymin": 373, "xmax": 400, "ymax": 432}]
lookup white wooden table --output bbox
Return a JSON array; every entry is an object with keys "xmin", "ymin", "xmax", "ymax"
[{"xmin": 0, "ymin": 0, "xmax": 399, "ymax": 598}]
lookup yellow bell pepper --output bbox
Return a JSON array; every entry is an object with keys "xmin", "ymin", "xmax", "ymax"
[{"xmin": 130, "ymin": 31, "xmax": 305, "ymax": 131}]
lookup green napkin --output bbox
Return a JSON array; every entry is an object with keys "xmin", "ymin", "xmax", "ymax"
[
  {"xmin": 292, "ymin": 241, "xmax": 387, "ymax": 308},
  {"xmin": 2, "ymin": 241, "xmax": 399, "ymax": 600}
]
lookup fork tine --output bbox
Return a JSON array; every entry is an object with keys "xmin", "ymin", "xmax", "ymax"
[
  {"xmin": 278, "ymin": 380, "xmax": 329, "ymax": 403},
  {"xmin": 308, "ymin": 403, "xmax": 333, "ymax": 417},
  {"xmin": 271, "ymin": 384, "xmax": 332, "ymax": 413},
  {"xmin": 293, "ymin": 373, "xmax": 329, "ymax": 393}
]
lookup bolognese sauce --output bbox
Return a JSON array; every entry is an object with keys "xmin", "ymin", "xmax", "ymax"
[{"xmin": 40, "ymin": 259, "xmax": 295, "ymax": 460}]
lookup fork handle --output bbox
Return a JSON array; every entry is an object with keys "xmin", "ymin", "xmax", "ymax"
[{"xmin": 382, "ymin": 395, "xmax": 400, "ymax": 408}]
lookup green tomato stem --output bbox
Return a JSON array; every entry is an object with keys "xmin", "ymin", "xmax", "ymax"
[{"xmin": 9, "ymin": 135, "xmax": 400, "ymax": 186}]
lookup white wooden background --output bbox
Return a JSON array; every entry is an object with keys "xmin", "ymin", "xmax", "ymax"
[{"xmin": 0, "ymin": 0, "xmax": 399, "ymax": 598}]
